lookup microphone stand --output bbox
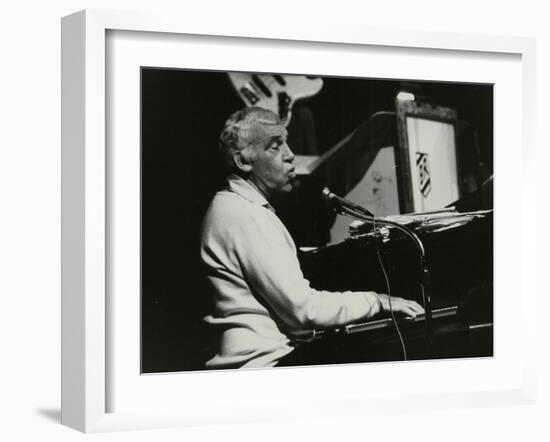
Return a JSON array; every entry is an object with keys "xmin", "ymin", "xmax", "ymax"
[{"xmin": 324, "ymin": 191, "xmax": 434, "ymax": 350}]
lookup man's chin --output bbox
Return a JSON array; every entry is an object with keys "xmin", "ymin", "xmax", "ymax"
[
  {"xmin": 272, "ymin": 182, "xmax": 295, "ymax": 198},
  {"xmin": 283, "ymin": 180, "xmax": 297, "ymax": 192}
]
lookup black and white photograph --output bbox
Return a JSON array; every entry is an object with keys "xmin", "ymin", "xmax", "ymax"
[
  {"xmin": 140, "ymin": 69, "xmax": 493, "ymax": 373},
  {"xmin": 3, "ymin": 0, "xmax": 548, "ymax": 439}
]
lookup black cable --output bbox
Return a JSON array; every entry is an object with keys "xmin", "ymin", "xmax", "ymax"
[
  {"xmin": 359, "ymin": 111, "xmax": 407, "ymax": 361},
  {"xmin": 336, "ymin": 204, "xmax": 408, "ymax": 360},
  {"xmin": 354, "ymin": 213, "xmax": 432, "ymax": 339},
  {"xmin": 372, "ymin": 217, "xmax": 408, "ymax": 360}
]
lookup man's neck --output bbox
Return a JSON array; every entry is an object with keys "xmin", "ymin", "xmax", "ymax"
[{"xmin": 245, "ymin": 177, "xmax": 271, "ymax": 202}]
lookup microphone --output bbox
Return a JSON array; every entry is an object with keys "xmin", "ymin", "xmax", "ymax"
[{"xmin": 321, "ymin": 187, "xmax": 375, "ymax": 218}]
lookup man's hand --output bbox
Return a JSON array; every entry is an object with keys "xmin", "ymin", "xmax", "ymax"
[{"xmin": 378, "ymin": 294, "xmax": 424, "ymax": 318}]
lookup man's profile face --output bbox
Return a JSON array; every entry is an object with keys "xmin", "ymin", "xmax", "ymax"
[{"xmin": 247, "ymin": 121, "xmax": 296, "ymax": 199}]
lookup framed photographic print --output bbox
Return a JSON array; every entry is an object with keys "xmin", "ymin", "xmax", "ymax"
[{"xmin": 61, "ymin": 9, "xmax": 536, "ymax": 433}]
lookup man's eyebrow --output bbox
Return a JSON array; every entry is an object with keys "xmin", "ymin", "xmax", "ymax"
[{"xmin": 267, "ymin": 135, "xmax": 284, "ymax": 145}]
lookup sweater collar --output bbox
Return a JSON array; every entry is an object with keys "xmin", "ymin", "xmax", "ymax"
[{"xmin": 226, "ymin": 174, "xmax": 274, "ymax": 211}]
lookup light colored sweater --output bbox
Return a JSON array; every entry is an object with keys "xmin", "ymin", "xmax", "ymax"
[{"xmin": 200, "ymin": 175, "xmax": 382, "ymax": 369}]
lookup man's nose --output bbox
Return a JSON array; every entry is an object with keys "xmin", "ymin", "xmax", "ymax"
[{"xmin": 283, "ymin": 143, "xmax": 295, "ymax": 162}]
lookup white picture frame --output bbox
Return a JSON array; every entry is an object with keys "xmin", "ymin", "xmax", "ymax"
[{"xmin": 61, "ymin": 9, "xmax": 537, "ymax": 433}]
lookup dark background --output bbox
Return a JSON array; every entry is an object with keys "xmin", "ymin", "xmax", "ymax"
[{"xmin": 141, "ymin": 68, "xmax": 493, "ymax": 372}]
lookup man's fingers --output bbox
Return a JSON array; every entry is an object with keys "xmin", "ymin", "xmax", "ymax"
[
  {"xmin": 407, "ymin": 301, "xmax": 425, "ymax": 314},
  {"xmin": 390, "ymin": 301, "xmax": 414, "ymax": 317},
  {"xmin": 397, "ymin": 300, "xmax": 424, "ymax": 317},
  {"xmin": 383, "ymin": 296, "xmax": 425, "ymax": 317},
  {"xmin": 403, "ymin": 306, "xmax": 419, "ymax": 318}
]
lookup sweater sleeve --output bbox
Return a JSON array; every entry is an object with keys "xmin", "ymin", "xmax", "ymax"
[{"xmin": 229, "ymin": 205, "xmax": 382, "ymax": 334}]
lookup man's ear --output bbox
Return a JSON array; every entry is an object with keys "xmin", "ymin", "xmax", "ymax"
[{"xmin": 233, "ymin": 151, "xmax": 253, "ymax": 173}]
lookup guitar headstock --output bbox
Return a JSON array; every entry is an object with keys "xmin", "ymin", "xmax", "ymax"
[{"xmin": 228, "ymin": 73, "xmax": 323, "ymax": 126}]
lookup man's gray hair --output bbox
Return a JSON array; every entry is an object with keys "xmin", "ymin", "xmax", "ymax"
[{"xmin": 219, "ymin": 107, "xmax": 282, "ymax": 173}]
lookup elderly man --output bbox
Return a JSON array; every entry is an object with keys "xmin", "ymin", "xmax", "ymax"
[{"xmin": 200, "ymin": 107, "xmax": 423, "ymax": 369}]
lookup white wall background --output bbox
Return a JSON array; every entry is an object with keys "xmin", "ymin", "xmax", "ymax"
[{"xmin": 0, "ymin": 1, "xmax": 547, "ymax": 440}]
